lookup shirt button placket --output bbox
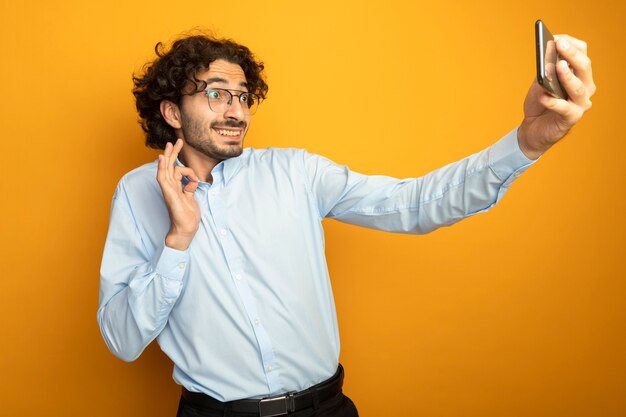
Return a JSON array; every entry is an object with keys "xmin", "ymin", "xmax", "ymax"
[{"xmin": 208, "ymin": 179, "xmax": 282, "ymax": 394}]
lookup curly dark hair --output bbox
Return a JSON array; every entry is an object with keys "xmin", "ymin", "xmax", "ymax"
[{"xmin": 132, "ymin": 33, "xmax": 268, "ymax": 149}]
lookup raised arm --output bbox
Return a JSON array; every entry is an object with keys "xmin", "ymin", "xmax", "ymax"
[
  {"xmin": 97, "ymin": 139, "xmax": 200, "ymax": 361},
  {"xmin": 306, "ymin": 34, "xmax": 594, "ymax": 233}
]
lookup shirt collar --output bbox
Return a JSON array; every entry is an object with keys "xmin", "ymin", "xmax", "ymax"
[{"xmin": 222, "ymin": 148, "xmax": 248, "ymax": 185}]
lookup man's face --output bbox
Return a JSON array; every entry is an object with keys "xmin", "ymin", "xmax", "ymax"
[{"xmin": 178, "ymin": 59, "xmax": 251, "ymax": 161}]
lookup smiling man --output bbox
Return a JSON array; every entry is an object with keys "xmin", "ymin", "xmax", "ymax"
[{"xmin": 98, "ymin": 33, "xmax": 595, "ymax": 417}]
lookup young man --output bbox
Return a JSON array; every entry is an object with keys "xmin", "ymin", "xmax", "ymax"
[{"xmin": 98, "ymin": 34, "xmax": 594, "ymax": 417}]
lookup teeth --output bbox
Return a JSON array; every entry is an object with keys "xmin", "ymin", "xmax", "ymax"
[{"xmin": 216, "ymin": 129, "xmax": 240, "ymax": 137}]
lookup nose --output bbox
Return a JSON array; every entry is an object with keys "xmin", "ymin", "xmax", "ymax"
[{"xmin": 224, "ymin": 96, "xmax": 246, "ymax": 120}]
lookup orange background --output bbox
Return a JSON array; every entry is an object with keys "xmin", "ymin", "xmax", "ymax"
[{"xmin": 1, "ymin": 0, "xmax": 625, "ymax": 416}]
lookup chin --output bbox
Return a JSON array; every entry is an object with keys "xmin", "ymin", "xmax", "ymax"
[{"xmin": 215, "ymin": 145, "xmax": 243, "ymax": 159}]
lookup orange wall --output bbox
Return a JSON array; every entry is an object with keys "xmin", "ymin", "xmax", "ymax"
[{"xmin": 1, "ymin": 0, "xmax": 624, "ymax": 416}]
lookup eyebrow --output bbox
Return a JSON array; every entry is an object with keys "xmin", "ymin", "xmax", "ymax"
[{"xmin": 205, "ymin": 77, "xmax": 248, "ymax": 89}]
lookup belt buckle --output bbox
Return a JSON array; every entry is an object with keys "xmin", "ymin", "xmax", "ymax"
[{"xmin": 258, "ymin": 391, "xmax": 296, "ymax": 417}]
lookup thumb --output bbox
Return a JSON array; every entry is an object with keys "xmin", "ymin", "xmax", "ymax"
[{"xmin": 183, "ymin": 175, "xmax": 199, "ymax": 195}]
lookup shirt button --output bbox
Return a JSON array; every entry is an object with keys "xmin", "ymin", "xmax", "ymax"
[
  {"xmin": 178, "ymin": 263, "xmax": 185, "ymax": 269},
  {"xmin": 267, "ymin": 365, "xmax": 273, "ymax": 372},
  {"xmin": 167, "ymin": 299, "xmax": 173, "ymax": 305},
  {"xmin": 220, "ymin": 229, "xmax": 228, "ymax": 236},
  {"xmin": 254, "ymin": 319, "xmax": 260, "ymax": 326},
  {"xmin": 235, "ymin": 274, "xmax": 242, "ymax": 280}
]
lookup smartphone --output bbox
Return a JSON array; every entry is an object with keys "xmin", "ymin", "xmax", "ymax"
[{"xmin": 535, "ymin": 19, "xmax": 568, "ymax": 100}]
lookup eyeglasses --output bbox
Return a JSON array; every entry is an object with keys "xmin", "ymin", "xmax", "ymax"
[{"xmin": 204, "ymin": 88, "xmax": 261, "ymax": 115}]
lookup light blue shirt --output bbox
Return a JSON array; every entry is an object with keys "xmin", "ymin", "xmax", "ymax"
[{"xmin": 98, "ymin": 128, "xmax": 533, "ymax": 401}]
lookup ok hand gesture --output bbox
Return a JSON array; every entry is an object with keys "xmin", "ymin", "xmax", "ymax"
[{"xmin": 157, "ymin": 139, "xmax": 200, "ymax": 251}]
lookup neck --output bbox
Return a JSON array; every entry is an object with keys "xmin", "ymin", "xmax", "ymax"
[{"xmin": 179, "ymin": 146, "xmax": 221, "ymax": 183}]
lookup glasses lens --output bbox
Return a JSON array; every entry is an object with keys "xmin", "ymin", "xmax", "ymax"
[
  {"xmin": 206, "ymin": 89, "xmax": 261, "ymax": 115},
  {"xmin": 243, "ymin": 93, "xmax": 260, "ymax": 115},
  {"xmin": 206, "ymin": 89, "xmax": 230, "ymax": 113}
]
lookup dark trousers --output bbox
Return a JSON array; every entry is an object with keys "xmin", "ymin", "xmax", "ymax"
[{"xmin": 176, "ymin": 392, "xmax": 359, "ymax": 417}]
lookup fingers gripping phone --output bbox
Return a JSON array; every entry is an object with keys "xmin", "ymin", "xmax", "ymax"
[{"xmin": 535, "ymin": 19, "xmax": 568, "ymax": 100}]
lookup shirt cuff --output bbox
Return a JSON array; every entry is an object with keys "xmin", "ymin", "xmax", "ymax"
[
  {"xmin": 150, "ymin": 241, "xmax": 190, "ymax": 282},
  {"xmin": 488, "ymin": 127, "xmax": 536, "ymax": 187}
]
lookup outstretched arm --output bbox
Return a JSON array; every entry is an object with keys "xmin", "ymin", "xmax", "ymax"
[{"xmin": 306, "ymin": 35, "xmax": 595, "ymax": 233}]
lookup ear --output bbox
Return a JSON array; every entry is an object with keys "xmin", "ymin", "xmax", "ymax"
[{"xmin": 160, "ymin": 100, "xmax": 182, "ymax": 129}]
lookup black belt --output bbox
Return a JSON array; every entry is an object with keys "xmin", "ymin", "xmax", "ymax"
[{"xmin": 182, "ymin": 365, "xmax": 344, "ymax": 417}]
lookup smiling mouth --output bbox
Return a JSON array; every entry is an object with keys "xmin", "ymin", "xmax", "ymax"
[{"xmin": 213, "ymin": 128, "xmax": 243, "ymax": 139}]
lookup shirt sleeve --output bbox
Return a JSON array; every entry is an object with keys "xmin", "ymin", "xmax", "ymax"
[
  {"xmin": 303, "ymin": 128, "xmax": 535, "ymax": 234},
  {"xmin": 97, "ymin": 180, "xmax": 189, "ymax": 362}
]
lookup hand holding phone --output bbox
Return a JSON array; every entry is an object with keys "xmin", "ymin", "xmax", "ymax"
[
  {"xmin": 519, "ymin": 21, "xmax": 595, "ymax": 159},
  {"xmin": 535, "ymin": 19, "xmax": 568, "ymax": 100}
]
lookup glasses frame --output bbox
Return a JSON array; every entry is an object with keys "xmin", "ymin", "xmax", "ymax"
[{"xmin": 203, "ymin": 88, "xmax": 262, "ymax": 115}]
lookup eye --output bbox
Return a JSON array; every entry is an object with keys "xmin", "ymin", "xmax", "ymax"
[
  {"xmin": 207, "ymin": 89, "xmax": 220, "ymax": 99},
  {"xmin": 239, "ymin": 93, "xmax": 249, "ymax": 103}
]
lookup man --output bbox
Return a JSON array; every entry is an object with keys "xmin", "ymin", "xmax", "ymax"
[{"xmin": 98, "ymin": 33, "xmax": 594, "ymax": 417}]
